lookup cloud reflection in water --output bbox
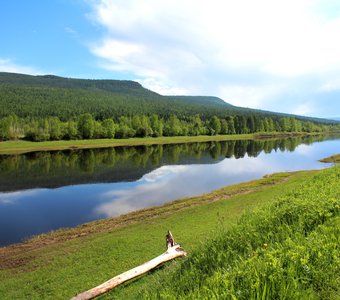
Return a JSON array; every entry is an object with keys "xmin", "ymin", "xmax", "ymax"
[
  {"xmin": 94, "ymin": 155, "xmax": 273, "ymax": 218},
  {"xmin": 0, "ymin": 190, "xmax": 40, "ymax": 205}
]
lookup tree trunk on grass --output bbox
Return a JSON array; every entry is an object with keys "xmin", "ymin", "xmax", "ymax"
[{"xmin": 71, "ymin": 231, "xmax": 186, "ymax": 300}]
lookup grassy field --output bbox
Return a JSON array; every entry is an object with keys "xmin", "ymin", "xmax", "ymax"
[
  {"xmin": 0, "ymin": 131, "xmax": 324, "ymax": 155},
  {"xmin": 145, "ymin": 167, "xmax": 340, "ymax": 299},
  {"xmin": 0, "ymin": 134, "xmax": 253, "ymax": 155},
  {"xmin": 0, "ymin": 168, "xmax": 331, "ymax": 300}
]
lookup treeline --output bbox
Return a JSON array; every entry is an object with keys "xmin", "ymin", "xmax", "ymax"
[{"xmin": 0, "ymin": 113, "xmax": 338, "ymax": 142}]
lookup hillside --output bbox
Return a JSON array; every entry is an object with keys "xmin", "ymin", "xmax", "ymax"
[
  {"xmin": 0, "ymin": 72, "xmax": 240, "ymax": 120},
  {"xmin": 145, "ymin": 167, "xmax": 340, "ymax": 299},
  {"xmin": 0, "ymin": 72, "xmax": 335, "ymax": 124}
]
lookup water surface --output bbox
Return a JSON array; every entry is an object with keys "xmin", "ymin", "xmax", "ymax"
[{"xmin": 0, "ymin": 135, "xmax": 339, "ymax": 246}]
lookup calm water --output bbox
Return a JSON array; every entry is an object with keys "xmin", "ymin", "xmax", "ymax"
[{"xmin": 0, "ymin": 135, "xmax": 339, "ymax": 246}]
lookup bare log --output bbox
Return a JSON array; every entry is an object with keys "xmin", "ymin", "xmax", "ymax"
[{"xmin": 71, "ymin": 232, "xmax": 186, "ymax": 300}]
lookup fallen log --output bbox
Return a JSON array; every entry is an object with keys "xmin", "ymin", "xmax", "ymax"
[{"xmin": 71, "ymin": 230, "xmax": 186, "ymax": 300}]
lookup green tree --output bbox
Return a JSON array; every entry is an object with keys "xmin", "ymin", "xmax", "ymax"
[
  {"xmin": 255, "ymin": 117, "xmax": 264, "ymax": 132},
  {"xmin": 131, "ymin": 115, "xmax": 142, "ymax": 132},
  {"xmin": 280, "ymin": 118, "xmax": 290, "ymax": 132},
  {"xmin": 137, "ymin": 115, "xmax": 153, "ymax": 137},
  {"xmin": 210, "ymin": 116, "xmax": 221, "ymax": 135},
  {"xmin": 65, "ymin": 120, "xmax": 78, "ymax": 140},
  {"xmin": 150, "ymin": 114, "xmax": 163, "ymax": 137},
  {"xmin": 102, "ymin": 119, "xmax": 115, "ymax": 138},
  {"xmin": 220, "ymin": 119, "xmax": 228, "ymax": 134},
  {"xmin": 235, "ymin": 116, "xmax": 247, "ymax": 134},
  {"xmin": 164, "ymin": 115, "xmax": 181, "ymax": 136},
  {"xmin": 0, "ymin": 114, "xmax": 21, "ymax": 140},
  {"xmin": 93, "ymin": 120, "xmax": 103, "ymax": 138},
  {"xmin": 247, "ymin": 116, "xmax": 255, "ymax": 133},
  {"xmin": 190, "ymin": 114, "xmax": 205, "ymax": 136},
  {"xmin": 78, "ymin": 113, "xmax": 94, "ymax": 139},
  {"xmin": 116, "ymin": 116, "xmax": 135, "ymax": 138},
  {"xmin": 48, "ymin": 117, "xmax": 62, "ymax": 140},
  {"xmin": 227, "ymin": 116, "xmax": 236, "ymax": 134}
]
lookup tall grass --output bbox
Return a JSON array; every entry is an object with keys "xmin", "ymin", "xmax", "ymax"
[{"xmin": 144, "ymin": 167, "xmax": 340, "ymax": 299}]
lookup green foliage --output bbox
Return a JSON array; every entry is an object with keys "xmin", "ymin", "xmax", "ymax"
[
  {"xmin": 0, "ymin": 114, "xmax": 21, "ymax": 140},
  {"xmin": 77, "ymin": 113, "xmax": 94, "ymax": 139},
  {"xmin": 145, "ymin": 167, "xmax": 340, "ymax": 299},
  {"xmin": 0, "ymin": 72, "xmax": 339, "ymax": 142},
  {"xmin": 209, "ymin": 116, "xmax": 222, "ymax": 135},
  {"xmin": 101, "ymin": 119, "xmax": 116, "ymax": 139},
  {"xmin": 1, "ymin": 113, "xmax": 337, "ymax": 142}
]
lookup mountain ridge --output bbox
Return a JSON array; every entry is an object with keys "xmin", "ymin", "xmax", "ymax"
[{"xmin": 0, "ymin": 71, "xmax": 337, "ymax": 124}]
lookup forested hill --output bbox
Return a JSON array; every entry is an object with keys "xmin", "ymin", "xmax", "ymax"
[
  {"xmin": 1, "ymin": 72, "xmax": 242, "ymax": 120},
  {"xmin": 0, "ymin": 71, "xmax": 332, "ymax": 124}
]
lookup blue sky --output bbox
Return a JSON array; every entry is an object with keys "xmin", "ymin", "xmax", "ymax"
[{"xmin": 1, "ymin": 0, "xmax": 340, "ymax": 119}]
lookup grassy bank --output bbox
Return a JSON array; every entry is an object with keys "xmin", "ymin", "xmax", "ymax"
[
  {"xmin": 319, "ymin": 153, "xmax": 340, "ymax": 163},
  {"xmin": 0, "ymin": 168, "xmax": 331, "ymax": 299},
  {"xmin": 0, "ymin": 134, "xmax": 253, "ymax": 155},
  {"xmin": 0, "ymin": 131, "xmax": 326, "ymax": 155},
  {"xmin": 145, "ymin": 166, "xmax": 340, "ymax": 299}
]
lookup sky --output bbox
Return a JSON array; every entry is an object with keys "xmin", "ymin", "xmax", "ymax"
[{"xmin": 1, "ymin": 0, "xmax": 340, "ymax": 119}]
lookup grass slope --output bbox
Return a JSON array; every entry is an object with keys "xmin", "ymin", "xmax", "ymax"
[
  {"xmin": 0, "ymin": 169, "xmax": 330, "ymax": 299},
  {"xmin": 145, "ymin": 167, "xmax": 340, "ymax": 299}
]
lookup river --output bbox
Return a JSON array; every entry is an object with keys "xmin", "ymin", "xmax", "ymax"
[{"xmin": 0, "ymin": 134, "xmax": 339, "ymax": 247}]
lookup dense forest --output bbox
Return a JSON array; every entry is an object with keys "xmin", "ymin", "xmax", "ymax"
[
  {"xmin": 0, "ymin": 72, "xmax": 339, "ymax": 142},
  {"xmin": 1, "ymin": 113, "xmax": 339, "ymax": 142}
]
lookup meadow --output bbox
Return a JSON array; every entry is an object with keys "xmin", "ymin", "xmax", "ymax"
[
  {"xmin": 144, "ymin": 166, "xmax": 340, "ymax": 299},
  {"xmin": 0, "ymin": 132, "xmax": 324, "ymax": 155}
]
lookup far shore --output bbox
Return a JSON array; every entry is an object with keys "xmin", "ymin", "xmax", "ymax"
[
  {"xmin": 319, "ymin": 153, "xmax": 340, "ymax": 163},
  {"xmin": 0, "ymin": 132, "xmax": 326, "ymax": 155}
]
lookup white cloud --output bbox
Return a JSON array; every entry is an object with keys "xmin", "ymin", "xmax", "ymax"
[
  {"xmin": 218, "ymin": 84, "xmax": 284, "ymax": 108},
  {"xmin": 0, "ymin": 58, "xmax": 42, "ymax": 75},
  {"xmin": 87, "ymin": 0, "xmax": 340, "ymax": 116},
  {"xmin": 140, "ymin": 165, "xmax": 188, "ymax": 182},
  {"xmin": 138, "ymin": 77, "xmax": 189, "ymax": 95},
  {"xmin": 292, "ymin": 103, "xmax": 315, "ymax": 116},
  {"xmin": 65, "ymin": 26, "xmax": 78, "ymax": 36},
  {"xmin": 319, "ymin": 78, "xmax": 340, "ymax": 92},
  {"xmin": 0, "ymin": 190, "xmax": 39, "ymax": 205}
]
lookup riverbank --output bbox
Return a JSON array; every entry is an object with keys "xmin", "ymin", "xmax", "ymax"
[
  {"xmin": 0, "ymin": 132, "xmax": 326, "ymax": 155},
  {"xmin": 146, "ymin": 166, "xmax": 340, "ymax": 299},
  {"xmin": 0, "ymin": 168, "xmax": 325, "ymax": 299},
  {"xmin": 319, "ymin": 153, "xmax": 340, "ymax": 163}
]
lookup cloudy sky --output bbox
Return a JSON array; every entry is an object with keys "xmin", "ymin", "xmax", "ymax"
[{"xmin": 1, "ymin": 0, "xmax": 340, "ymax": 118}]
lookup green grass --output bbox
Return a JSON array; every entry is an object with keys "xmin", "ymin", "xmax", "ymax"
[
  {"xmin": 0, "ymin": 169, "xmax": 324, "ymax": 299},
  {"xmin": 0, "ymin": 134, "xmax": 254, "ymax": 154},
  {"xmin": 0, "ymin": 131, "xmax": 325, "ymax": 155},
  {"xmin": 145, "ymin": 167, "xmax": 340, "ymax": 299}
]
